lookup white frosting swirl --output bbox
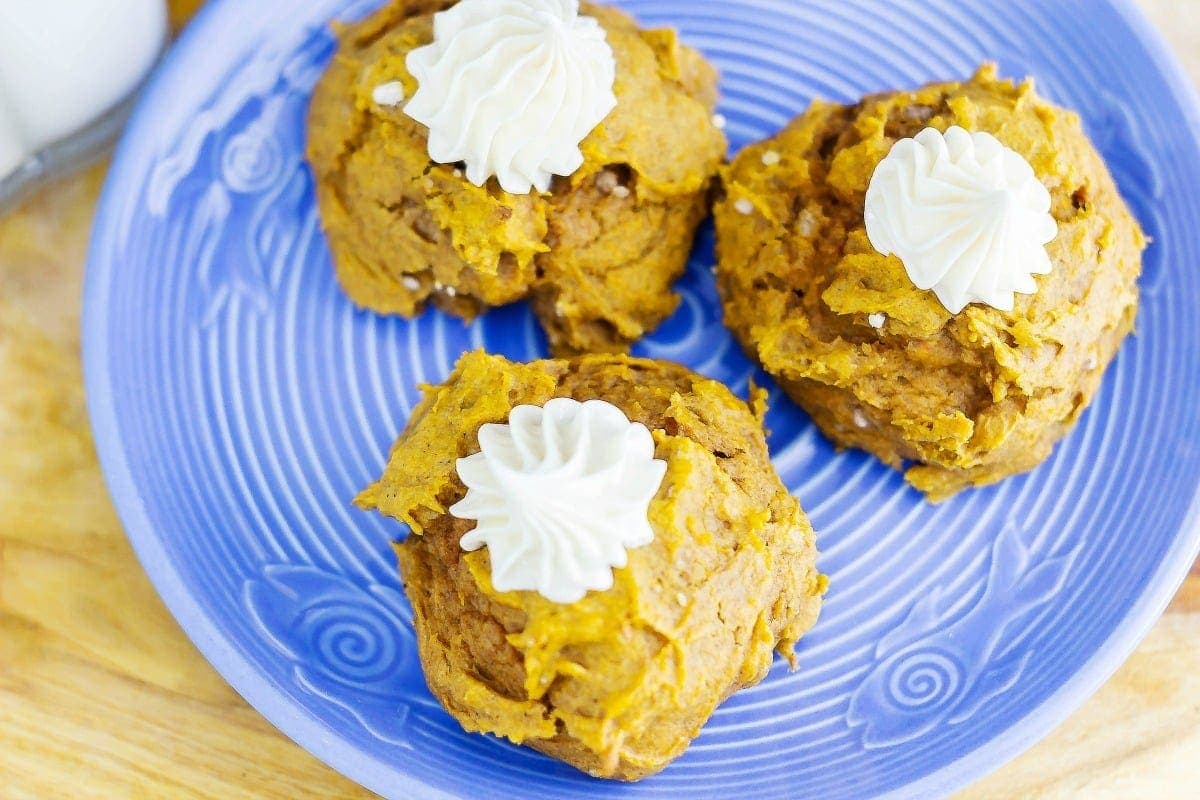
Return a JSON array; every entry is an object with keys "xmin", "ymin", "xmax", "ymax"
[
  {"xmin": 864, "ymin": 126, "xmax": 1058, "ymax": 314},
  {"xmin": 403, "ymin": 0, "xmax": 617, "ymax": 195},
  {"xmin": 449, "ymin": 398, "xmax": 666, "ymax": 604}
]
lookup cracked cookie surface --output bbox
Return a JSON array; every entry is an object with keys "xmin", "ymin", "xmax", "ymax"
[
  {"xmin": 714, "ymin": 66, "xmax": 1145, "ymax": 500},
  {"xmin": 307, "ymin": 0, "xmax": 726, "ymax": 355},
  {"xmin": 356, "ymin": 351, "xmax": 825, "ymax": 780}
]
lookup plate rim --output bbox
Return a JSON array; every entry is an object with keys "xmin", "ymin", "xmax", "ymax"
[{"xmin": 82, "ymin": 1, "xmax": 1200, "ymax": 798}]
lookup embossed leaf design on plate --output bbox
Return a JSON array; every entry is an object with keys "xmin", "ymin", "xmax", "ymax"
[
  {"xmin": 847, "ymin": 523, "xmax": 1078, "ymax": 748},
  {"xmin": 244, "ymin": 564, "xmax": 440, "ymax": 747},
  {"xmin": 85, "ymin": 0, "xmax": 1200, "ymax": 796}
]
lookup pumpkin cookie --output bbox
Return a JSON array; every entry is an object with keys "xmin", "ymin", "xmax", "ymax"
[
  {"xmin": 308, "ymin": 0, "xmax": 726, "ymax": 355},
  {"xmin": 357, "ymin": 351, "xmax": 825, "ymax": 779},
  {"xmin": 714, "ymin": 65, "xmax": 1144, "ymax": 500}
]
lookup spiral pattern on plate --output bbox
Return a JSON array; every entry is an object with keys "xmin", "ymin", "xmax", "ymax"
[
  {"xmin": 84, "ymin": 1, "xmax": 1200, "ymax": 798},
  {"xmin": 885, "ymin": 651, "xmax": 964, "ymax": 711}
]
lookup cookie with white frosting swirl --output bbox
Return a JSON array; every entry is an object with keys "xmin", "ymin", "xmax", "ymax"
[
  {"xmin": 715, "ymin": 65, "xmax": 1144, "ymax": 500},
  {"xmin": 308, "ymin": 0, "xmax": 726, "ymax": 355},
  {"xmin": 358, "ymin": 351, "xmax": 825, "ymax": 780}
]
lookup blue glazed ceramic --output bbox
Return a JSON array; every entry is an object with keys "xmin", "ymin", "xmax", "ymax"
[{"xmin": 84, "ymin": 1, "xmax": 1200, "ymax": 798}]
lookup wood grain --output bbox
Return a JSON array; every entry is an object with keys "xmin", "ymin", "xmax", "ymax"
[
  {"xmin": 0, "ymin": 176, "xmax": 374, "ymax": 800},
  {"xmin": 0, "ymin": 2, "xmax": 1196, "ymax": 798}
]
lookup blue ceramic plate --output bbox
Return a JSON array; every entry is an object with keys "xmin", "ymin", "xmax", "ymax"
[{"xmin": 85, "ymin": 1, "xmax": 1200, "ymax": 798}]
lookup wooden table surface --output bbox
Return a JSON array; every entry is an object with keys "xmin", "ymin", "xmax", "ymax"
[{"xmin": 1, "ymin": 2, "xmax": 1197, "ymax": 798}]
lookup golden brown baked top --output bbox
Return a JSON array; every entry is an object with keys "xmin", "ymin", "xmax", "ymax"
[
  {"xmin": 307, "ymin": 0, "xmax": 726, "ymax": 354},
  {"xmin": 715, "ymin": 65, "xmax": 1144, "ymax": 499},
  {"xmin": 357, "ymin": 351, "xmax": 825, "ymax": 779}
]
